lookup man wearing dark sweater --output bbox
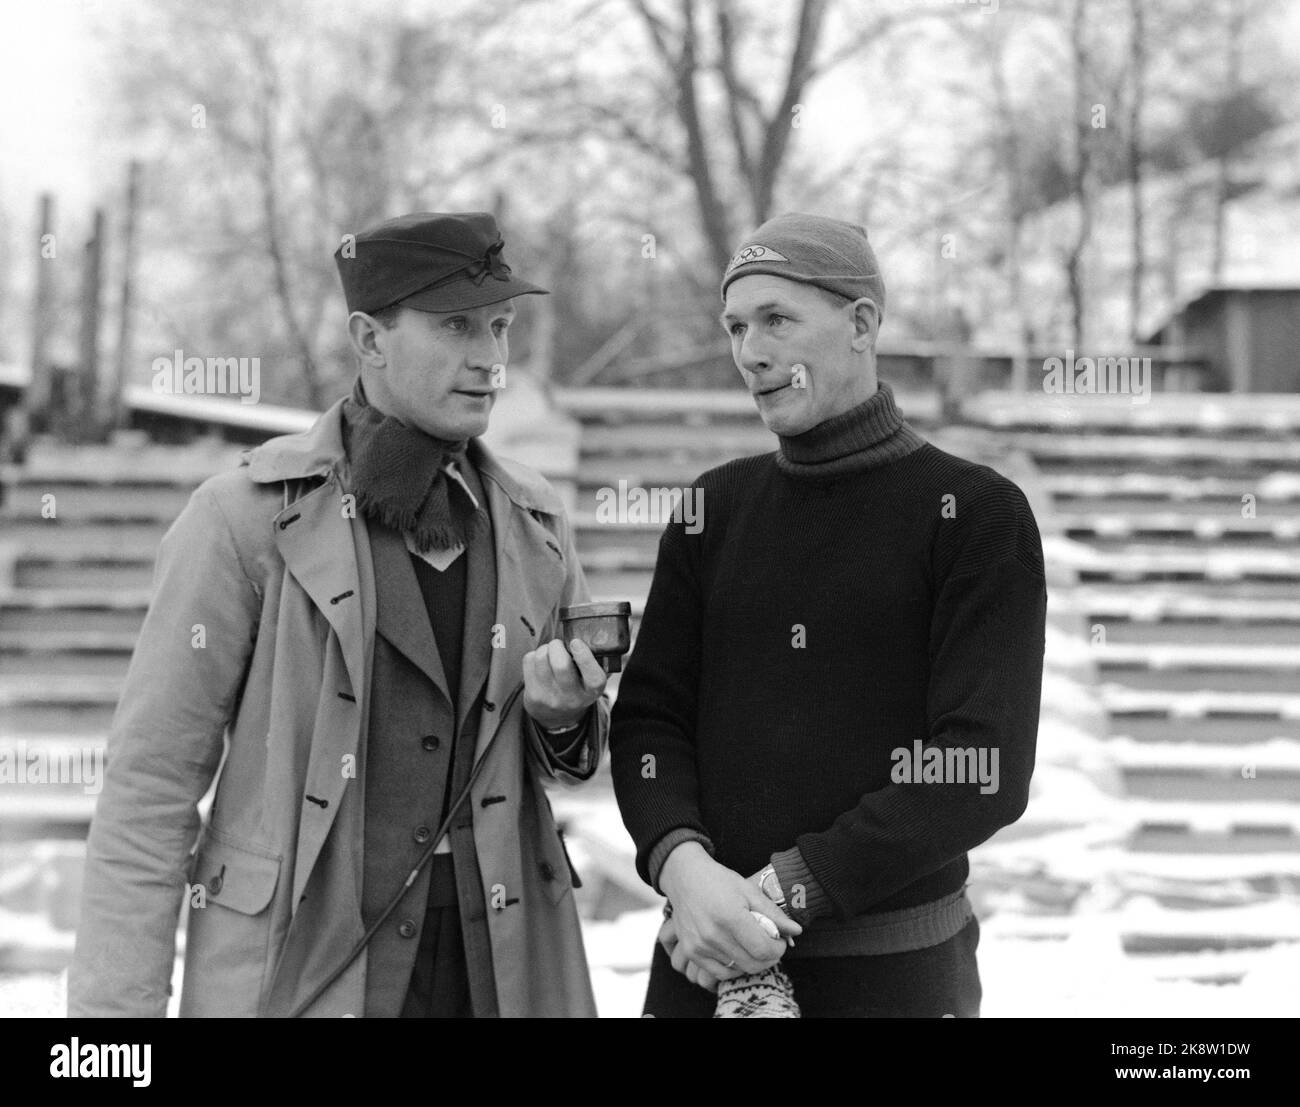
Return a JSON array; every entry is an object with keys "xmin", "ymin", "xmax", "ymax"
[{"xmin": 609, "ymin": 213, "xmax": 1047, "ymax": 1017}]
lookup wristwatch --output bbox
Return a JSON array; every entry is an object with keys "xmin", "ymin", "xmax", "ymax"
[{"xmin": 757, "ymin": 864, "xmax": 785, "ymax": 909}]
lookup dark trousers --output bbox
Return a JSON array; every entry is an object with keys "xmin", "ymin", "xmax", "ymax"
[
  {"xmin": 643, "ymin": 916, "xmax": 982, "ymax": 1018},
  {"xmin": 400, "ymin": 854, "xmax": 473, "ymax": 1018}
]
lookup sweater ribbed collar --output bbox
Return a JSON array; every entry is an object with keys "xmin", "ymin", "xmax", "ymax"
[{"xmin": 775, "ymin": 378, "xmax": 927, "ymax": 478}]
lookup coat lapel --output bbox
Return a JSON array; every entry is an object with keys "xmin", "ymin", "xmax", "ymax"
[
  {"xmin": 273, "ymin": 475, "xmax": 367, "ymax": 697},
  {"xmin": 475, "ymin": 476, "xmax": 566, "ymax": 762},
  {"xmin": 272, "ymin": 472, "xmax": 376, "ymax": 913}
]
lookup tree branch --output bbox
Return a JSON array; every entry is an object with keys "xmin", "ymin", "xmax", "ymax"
[
  {"xmin": 714, "ymin": 0, "xmax": 758, "ymax": 194},
  {"xmin": 671, "ymin": 0, "xmax": 733, "ymax": 272},
  {"xmin": 752, "ymin": 0, "xmax": 830, "ymax": 222},
  {"xmin": 626, "ymin": 0, "xmax": 677, "ymax": 65},
  {"xmin": 247, "ymin": 31, "xmax": 323, "ymax": 408}
]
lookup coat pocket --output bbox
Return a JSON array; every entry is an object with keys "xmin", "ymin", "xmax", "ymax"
[
  {"xmin": 532, "ymin": 791, "xmax": 579, "ymax": 907},
  {"xmin": 190, "ymin": 828, "xmax": 281, "ymax": 915},
  {"xmin": 538, "ymin": 828, "xmax": 576, "ymax": 906},
  {"xmin": 182, "ymin": 829, "xmax": 283, "ymax": 1015}
]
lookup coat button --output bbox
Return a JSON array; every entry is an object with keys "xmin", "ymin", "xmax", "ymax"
[
  {"xmin": 421, "ymin": 735, "xmax": 440, "ymax": 751},
  {"xmin": 539, "ymin": 861, "xmax": 556, "ymax": 882},
  {"xmin": 413, "ymin": 825, "xmax": 432, "ymax": 844},
  {"xmin": 398, "ymin": 919, "xmax": 417, "ymax": 939},
  {"xmin": 208, "ymin": 874, "xmax": 223, "ymax": 895}
]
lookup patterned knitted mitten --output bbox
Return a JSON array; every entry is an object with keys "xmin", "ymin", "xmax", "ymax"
[{"xmin": 713, "ymin": 965, "xmax": 801, "ymax": 1018}]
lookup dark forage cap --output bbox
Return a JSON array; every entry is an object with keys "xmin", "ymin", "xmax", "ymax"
[{"xmin": 335, "ymin": 211, "xmax": 548, "ymax": 315}]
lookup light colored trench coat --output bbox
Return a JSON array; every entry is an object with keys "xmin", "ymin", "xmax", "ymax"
[{"xmin": 67, "ymin": 398, "xmax": 608, "ymax": 1017}]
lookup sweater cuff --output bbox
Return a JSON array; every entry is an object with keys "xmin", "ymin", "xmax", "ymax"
[
  {"xmin": 770, "ymin": 846, "xmax": 834, "ymax": 925},
  {"xmin": 648, "ymin": 828, "xmax": 715, "ymax": 894},
  {"xmin": 539, "ymin": 711, "xmax": 590, "ymax": 759},
  {"xmin": 525, "ymin": 707, "xmax": 597, "ymax": 779}
]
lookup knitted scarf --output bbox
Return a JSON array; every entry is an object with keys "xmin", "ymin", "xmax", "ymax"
[
  {"xmin": 340, "ymin": 377, "xmax": 478, "ymax": 552},
  {"xmin": 775, "ymin": 378, "xmax": 926, "ymax": 479}
]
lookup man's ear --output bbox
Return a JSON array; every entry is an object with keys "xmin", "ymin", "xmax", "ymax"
[
  {"xmin": 849, "ymin": 297, "xmax": 880, "ymax": 353},
  {"xmin": 347, "ymin": 311, "xmax": 388, "ymax": 366}
]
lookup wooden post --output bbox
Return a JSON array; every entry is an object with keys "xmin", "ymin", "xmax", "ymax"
[
  {"xmin": 77, "ymin": 209, "xmax": 106, "ymax": 442},
  {"xmin": 1011, "ymin": 348, "xmax": 1029, "ymax": 393},
  {"xmin": 26, "ymin": 193, "xmax": 57, "ymax": 429},
  {"xmin": 109, "ymin": 161, "xmax": 142, "ymax": 433},
  {"xmin": 1224, "ymin": 293, "xmax": 1251, "ymax": 393}
]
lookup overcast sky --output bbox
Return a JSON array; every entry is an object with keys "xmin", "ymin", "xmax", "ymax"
[{"xmin": 1, "ymin": 0, "xmax": 98, "ymax": 216}]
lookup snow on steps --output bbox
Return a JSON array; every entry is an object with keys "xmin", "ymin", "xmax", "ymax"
[{"xmin": 964, "ymin": 390, "xmax": 1300, "ymax": 436}]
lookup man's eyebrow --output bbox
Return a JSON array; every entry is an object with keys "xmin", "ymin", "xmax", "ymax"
[{"xmin": 720, "ymin": 301, "xmax": 785, "ymax": 327}]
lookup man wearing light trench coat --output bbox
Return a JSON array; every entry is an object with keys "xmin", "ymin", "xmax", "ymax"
[{"xmin": 69, "ymin": 213, "xmax": 608, "ymax": 1017}]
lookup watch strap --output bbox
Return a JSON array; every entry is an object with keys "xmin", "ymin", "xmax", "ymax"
[{"xmin": 759, "ymin": 864, "xmax": 786, "ymax": 907}]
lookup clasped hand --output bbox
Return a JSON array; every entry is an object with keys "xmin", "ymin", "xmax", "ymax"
[{"xmin": 658, "ymin": 842, "xmax": 802, "ymax": 994}]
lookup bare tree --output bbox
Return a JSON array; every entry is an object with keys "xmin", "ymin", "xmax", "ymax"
[
  {"xmin": 1064, "ymin": 0, "xmax": 1094, "ymax": 349},
  {"xmin": 970, "ymin": 16, "xmax": 1036, "ymax": 351},
  {"xmin": 246, "ymin": 29, "xmax": 324, "ymax": 407},
  {"xmin": 1210, "ymin": 0, "xmax": 1245, "ymax": 282},
  {"xmin": 622, "ymin": 0, "xmax": 936, "ymax": 274},
  {"xmin": 105, "ymin": 0, "xmax": 532, "ymax": 407},
  {"xmin": 1126, "ymin": 0, "xmax": 1146, "ymax": 342}
]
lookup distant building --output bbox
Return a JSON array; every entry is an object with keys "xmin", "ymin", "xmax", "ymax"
[{"xmin": 1146, "ymin": 284, "xmax": 1300, "ymax": 393}]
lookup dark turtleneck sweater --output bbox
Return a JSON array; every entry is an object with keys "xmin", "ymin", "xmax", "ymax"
[{"xmin": 609, "ymin": 379, "xmax": 1047, "ymax": 943}]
